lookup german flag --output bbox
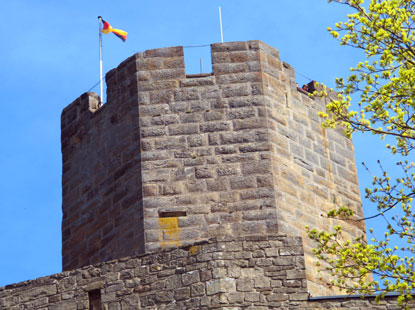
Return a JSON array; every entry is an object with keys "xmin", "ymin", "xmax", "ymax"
[{"xmin": 100, "ymin": 18, "xmax": 127, "ymax": 42}]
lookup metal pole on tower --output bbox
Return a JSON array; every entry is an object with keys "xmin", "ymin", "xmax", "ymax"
[
  {"xmin": 98, "ymin": 16, "xmax": 104, "ymax": 104},
  {"xmin": 219, "ymin": 6, "xmax": 224, "ymax": 43}
]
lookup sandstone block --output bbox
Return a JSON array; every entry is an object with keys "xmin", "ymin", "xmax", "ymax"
[
  {"xmin": 236, "ymin": 278, "xmax": 253, "ymax": 292},
  {"xmin": 195, "ymin": 167, "xmax": 215, "ymax": 179},
  {"xmin": 239, "ymin": 188, "xmax": 274, "ymax": 200},
  {"xmin": 174, "ymin": 287, "xmax": 190, "ymax": 300},
  {"xmin": 244, "ymin": 292, "xmax": 260, "ymax": 302},
  {"xmin": 206, "ymin": 178, "xmax": 228, "ymax": 192},
  {"xmin": 139, "ymin": 104, "xmax": 170, "ymax": 117},
  {"xmin": 163, "ymin": 56, "xmax": 185, "ymax": 69},
  {"xmin": 155, "ymin": 137, "xmax": 185, "ymax": 150},
  {"xmin": 227, "ymin": 107, "xmax": 256, "ymax": 120},
  {"xmin": 230, "ymin": 176, "xmax": 257, "ymax": 190},
  {"xmin": 203, "ymin": 111, "xmax": 224, "ymax": 121},
  {"xmin": 241, "ymin": 161, "xmax": 270, "ymax": 175},
  {"xmin": 239, "ymin": 142, "xmax": 270, "ymax": 153},
  {"xmin": 187, "ymin": 134, "xmax": 207, "ymax": 147},
  {"xmin": 180, "ymin": 76, "xmax": 215, "ymax": 87},
  {"xmin": 179, "ymin": 215, "xmax": 206, "ymax": 228},
  {"xmin": 220, "ymin": 132, "xmax": 256, "ymax": 144},
  {"xmin": 191, "ymin": 283, "xmax": 205, "ymax": 297},
  {"xmin": 169, "ymin": 124, "xmax": 199, "ymax": 135},
  {"xmin": 48, "ymin": 300, "xmax": 77, "ymax": 310},
  {"xmin": 180, "ymin": 112, "xmax": 203, "ymax": 124},
  {"xmin": 206, "ymin": 279, "xmax": 236, "ymax": 295},
  {"xmin": 330, "ymin": 152, "xmax": 347, "ymax": 166},
  {"xmin": 222, "ymin": 84, "xmax": 251, "ymax": 98},
  {"xmin": 151, "ymin": 68, "xmax": 185, "ymax": 81},
  {"xmin": 200, "ymin": 122, "xmax": 230, "ymax": 133},
  {"xmin": 227, "ymin": 292, "xmax": 244, "ymax": 303},
  {"xmin": 136, "ymin": 57, "xmax": 163, "ymax": 70},
  {"xmin": 217, "ymin": 165, "xmax": 239, "ymax": 177},
  {"xmin": 233, "ymin": 118, "xmax": 264, "ymax": 131},
  {"xmin": 213, "ymin": 63, "xmax": 248, "ymax": 75},
  {"xmin": 138, "ymin": 80, "xmax": 179, "ymax": 91},
  {"xmin": 217, "ymin": 72, "xmax": 262, "ymax": 84},
  {"xmin": 165, "ymin": 275, "xmax": 181, "ymax": 290},
  {"xmin": 212, "ymin": 41, "xmax": 251, "ymax": 52},
  {"xmin": 174, "ymin": 89, "xmax": 200, "ymax": 101},
  {"xmin": 144, "ymin": 46, "xmax": 183, "ymax": 58},
  {"xmin": 155, "ymin": 290, "xmax": 175, "ymax": 303}
]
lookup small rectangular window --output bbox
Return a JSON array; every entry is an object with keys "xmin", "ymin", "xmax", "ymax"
[
  {"xmin": 159, "ymin": 211, "xmax": 187, "ymax": 218},
  {"xmin": 88, "ymin": 289, "xmax": 101, "ymax": 310}
]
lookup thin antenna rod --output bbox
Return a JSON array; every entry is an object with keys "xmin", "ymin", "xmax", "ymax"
[
  {"xmin": 98, "ymin": 16, "xmax": 104, "ymax": 104},
  {"xmin": 200, "ymin": 58, "xmax": 203, "ymax": 73},
  {"xmin": 219, "ymin": 6, "xmax": 224, "ymax": 43}
]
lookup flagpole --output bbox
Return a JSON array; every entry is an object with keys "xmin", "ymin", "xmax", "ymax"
[
  {"xmin": 219, "ymin": 6, "xmax": 224, "ymax": 43},
  {"xmin": 98, "ymin": 16, "xmax": 104, "ymax": 104}
]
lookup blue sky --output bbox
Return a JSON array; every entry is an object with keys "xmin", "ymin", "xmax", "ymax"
[{"xmin": 0, "ymin": 0, "xmax": 394, "ymax": 287}]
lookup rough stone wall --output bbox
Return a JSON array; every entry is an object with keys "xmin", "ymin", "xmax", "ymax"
[
  {"xmin": 61, "ymin": 40, "xmax": 365, "ymax": 295},
  {"xmin": 61, "ymin": 78, "xmax": 144, "ymax": 270},
  {"xmin": 248, "ymin": 42, "xmax": 365, "ymax": 294},
  {"xmin": 138, "ymin": 42, "xmax": 279, "ymax": 253},
  {"xmin": 0, "ymin": 235, "xmax": 405, "ymax": 310}
]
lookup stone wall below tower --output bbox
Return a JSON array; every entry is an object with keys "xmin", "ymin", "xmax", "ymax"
[{"xmin": 0, "ymin": 235, "xmax": 406, "ymax": 310}]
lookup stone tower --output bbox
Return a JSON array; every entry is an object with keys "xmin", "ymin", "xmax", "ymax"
[{"xmin": 61, "ymin": 40, "xmax": 365, "ymax": 295}]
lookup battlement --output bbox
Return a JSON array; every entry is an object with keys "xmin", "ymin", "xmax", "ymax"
[{"xmin": 61, "ymin": 41, "xmax": 365, "ymax": 296}]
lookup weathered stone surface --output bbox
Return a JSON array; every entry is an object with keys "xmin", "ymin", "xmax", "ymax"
[
  {"xmin": 0, "ymin": 235, "xmax": 407, "ymax": 310},
  {"xmin": 60, "ymin": 40, "xmax": 366, "ymax": 299}
]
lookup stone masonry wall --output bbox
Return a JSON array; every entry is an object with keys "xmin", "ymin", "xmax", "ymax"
[
  {"xmin": 244, "ymin": 42, "xmax": 365, "ymax": 294},
  {"xmin": 0, "ymin": 235, "xmax": 405, "ymax": 310},
  {"xmin": 61, "ymin": 82, "xmax": 144, "ymax": 270},
  {"xmin": 136, "ymin": 42, "xmax": 280, "ymax": 253},
  {"xmin": 61, "ymin": 40, "xmax": 366, "ymax": 295}
]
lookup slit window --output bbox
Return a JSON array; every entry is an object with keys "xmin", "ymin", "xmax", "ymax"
[
  {"xmin": 88, "ymin": 289, "xmax": 101, "ymax": 310},
  {"xmin": 159, "ymin": 211, "xmax": 187, "ymax": 218}
]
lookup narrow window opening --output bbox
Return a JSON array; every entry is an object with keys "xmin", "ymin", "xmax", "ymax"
[
  {"xmin": 159, "ymin": 211, "xmax": 187, "ymax": 218},
  {"xmin": 88, "ymin": 289, "xmax": 101, "ymax": 310}
]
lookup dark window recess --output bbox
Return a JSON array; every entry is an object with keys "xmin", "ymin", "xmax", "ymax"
[
  {"xmin": 88, "ymin": 289, "xmax": 101, "ymax": 310},
  {"xmin": 159, "ymin": 211, "xmax": 187, "ymax": 218}
]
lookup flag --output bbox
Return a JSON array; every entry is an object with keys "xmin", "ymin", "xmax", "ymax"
[{"xmin": 100, "ymin": 18, "xmax": 127, "ymax": 42}]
